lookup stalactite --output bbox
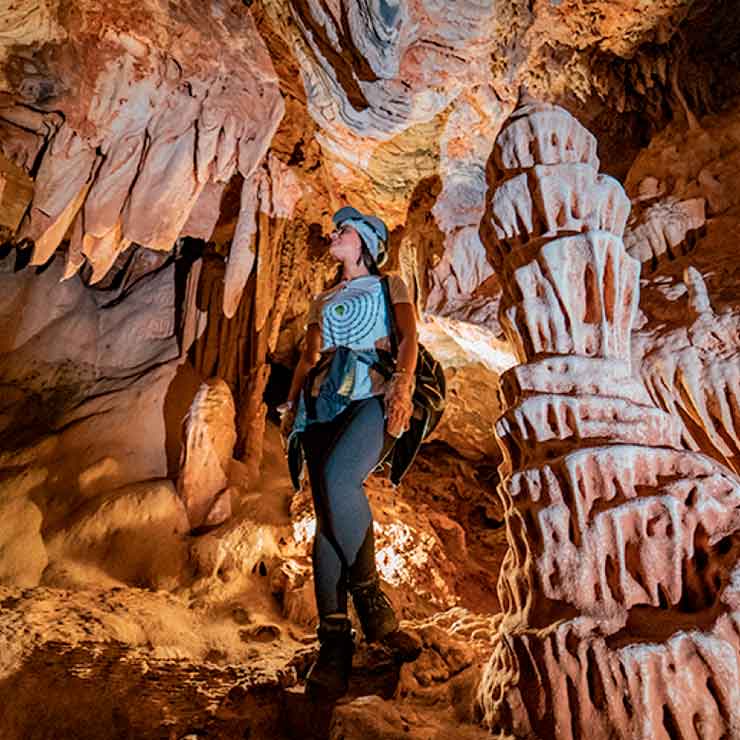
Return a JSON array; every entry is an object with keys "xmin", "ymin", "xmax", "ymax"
[
  {"xmin": 238, "ymin": 156, "xmax": 301, "ymax": 483},
  {"xmin": 189, "ymin": 154, "xmax": 301, "ymax": 485},
  {"xmin": 191, "ymin": 254, "xmax": 253, "ymax": 393},
  {"xmin": 266, "ymin": 220, "xmax": 306, "ymax": 354},
  {"xmin": 623, "ymin": 197, "xmax": 705, "ymax": 268},
  {"xmin": 1, "ymin": 5, "xmax": 284, "ymax": 283},
  {"xmin": 223, "ymin": 173, "xmax": 261, "ymax": 319}
]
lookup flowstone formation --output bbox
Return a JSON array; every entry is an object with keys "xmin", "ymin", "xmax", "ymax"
[
  {"xmin": 625, "ymin": 101, "xmax": 740, "ymax": 478},
  {"xmin": 478, "ymin": 103, "xmax": 740, "ymax": 738}
]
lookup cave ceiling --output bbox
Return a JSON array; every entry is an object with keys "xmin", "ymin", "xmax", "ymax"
[
  {"xmin": 1, "ymin": 0, "xmax": 738, "ymax": 301},
  {"xmin": 0, "ymin": 1, "xmax": 738, "ymax": 481}
]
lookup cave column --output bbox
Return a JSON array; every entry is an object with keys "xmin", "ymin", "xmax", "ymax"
[{"xmin": 479, "ymin": 103, "xmax": 740, "ymax": 739}]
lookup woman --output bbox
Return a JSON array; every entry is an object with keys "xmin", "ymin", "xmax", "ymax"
[{"xmin": 278, "ymin": 206, "xmax": 418, "ymax": 700}]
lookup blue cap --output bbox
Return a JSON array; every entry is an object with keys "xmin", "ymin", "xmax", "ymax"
[{"xmin": 332, "ymin": 206, "xmax": 389, "ymax": 267}]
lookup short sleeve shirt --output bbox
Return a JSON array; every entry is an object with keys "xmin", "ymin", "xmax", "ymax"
[{"xmin": 306, "ymin": 273, "xmax": 411, "ymax": 400}]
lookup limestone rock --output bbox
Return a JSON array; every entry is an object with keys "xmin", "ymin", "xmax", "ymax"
[
  {"xmin": 629, "ymin": 101, "xmax": 740, "ymax": 477},
  {"xmin": 329, "ymin": 695, "xmax": 491, "ymax": 740},
  {"xmin": 0, "ymin": 587, "xmax": 299, "ymax": 740},
  {"xmin": 178, "ymin": 378, "xmax": 237, "ymax": 530},
  {"xmin": 418, "ymin": 315, "xmax": 516, "ymax": 461},
  {"xmin": 0, "ymin": 253, "xmax": 197, "ymax": 575},
  {"xmin": 2, "ymin": 355, "xmax": 187, "ymax": 593},
  {"xmin": 0, "ymin": 150, "xmax": 33, "ymax": 236},
  {"xmin": 624, "ymin": 196, "xmax": 706, "ymax": 267},
  {"xmin": 478, "ymin": 102, "xmax": 740, "ymax": 739},
  {"xmin": 2, "ymin": 1, "xmax": 284, "ymax": 284},
  {"xmin": 0, "ymin": 467, "xmax": 48, "ymax": 586},
  {"xmin": 46, "ymin": 479, "xmax": 189, "ymax": 590},
  {"xmin": 0, "ymin": 4, "xmax": 739, "ymax": 738}
]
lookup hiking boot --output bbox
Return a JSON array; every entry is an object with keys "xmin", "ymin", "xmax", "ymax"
[
  {"xmin": 350, "ymin": 576, "xmax": 399, "ymax": 643},
  {"xmin": 305, "ymin": 616, "xmax": 354, "ymax": 701}
]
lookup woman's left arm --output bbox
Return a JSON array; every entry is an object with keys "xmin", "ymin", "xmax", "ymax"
[
  {"xmin": 386, "ymin": 301, "xmax": 418, "ymax": 437},
  {"xmin": 393, "ymin": 302, "xmax": 418, "ymax": 375}
]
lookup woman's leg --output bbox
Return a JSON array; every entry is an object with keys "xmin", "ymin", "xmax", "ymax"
[{"xmin": 303, "ymin": 397, "xmax": 386, "ymax": 619}]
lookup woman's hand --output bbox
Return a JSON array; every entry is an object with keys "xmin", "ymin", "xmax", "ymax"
[
  {"xmin": 277, "ymin": 401, "xmax": 297, "ymax": 449},
  {"xmin": 385, "ymin": 371, "xmax": 415, "ymax": 438}
]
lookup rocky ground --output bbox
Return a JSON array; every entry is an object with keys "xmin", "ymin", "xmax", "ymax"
[{"xmin": 0, "ymin": 418, "xmax": 507, "ymax": 740}]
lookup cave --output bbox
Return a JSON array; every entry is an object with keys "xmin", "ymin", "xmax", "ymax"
[{"xmin": 1, "ymin": 1, "xmax": 740, "ymax": 739}]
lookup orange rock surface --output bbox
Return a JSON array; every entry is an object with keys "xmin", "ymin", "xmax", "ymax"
[{"xmin": 0, "ymin": 1, "xmax": 739, "ymax": 738}]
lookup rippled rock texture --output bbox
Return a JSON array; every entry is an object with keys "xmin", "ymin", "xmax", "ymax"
[{"xmin": 477, "ymin": 102, "xmax": 740, "ymax": 739}]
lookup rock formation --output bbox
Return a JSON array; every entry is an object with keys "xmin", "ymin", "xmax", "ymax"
[
  {"xmin": 1, "ymin": 1, "xmax": 740, "ymax": 737},
  {"xmin": 178, "ymin": 377, "xmax": 238, "ymax": 530},
  {"xmin": 627, "ymin": 103, "xmax": 740, "ymax": 479},
  {"xmin": 478, "ymin": 102, "xmax": 740, "ymax": 738},
  {"xmin": 1, "ymin": 0, "xmax": 283, "ymax": 298}
]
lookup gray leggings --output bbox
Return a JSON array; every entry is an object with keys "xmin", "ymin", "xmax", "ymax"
[{"xmin": 301, "ymin": 397, "xmax": 389, "ymax": 617}]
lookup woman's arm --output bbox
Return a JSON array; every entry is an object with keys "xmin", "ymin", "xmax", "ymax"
[
  {"xmin": 386, "ymin": 301, "xmax": 418, "ymax": 437},
  {"xmin": 286, "ymin": 323, "xmax": 322, "ymax": 406},
  {"xmin": 392, "ymin": 302, "xmax": 418, "ymax": 375}
]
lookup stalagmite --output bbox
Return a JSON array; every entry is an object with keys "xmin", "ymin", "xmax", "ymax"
[
  {"xmin": 177, "ymin": 378, "xmax": 237, "ymax": 531},
  {"xmin": 478, "ymin": 103, "xmax": 740, "ymax": 739}
]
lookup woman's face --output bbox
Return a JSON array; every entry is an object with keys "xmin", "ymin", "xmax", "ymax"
[{"xmin": 328, "ymin": 224, "xmax": 362, "ymax": 263}]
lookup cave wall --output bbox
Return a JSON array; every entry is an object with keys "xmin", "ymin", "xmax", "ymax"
[{"xmin": 1, "ymin": 1, "xmax": 740, "ymax": 737}]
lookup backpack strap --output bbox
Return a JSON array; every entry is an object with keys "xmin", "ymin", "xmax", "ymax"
[{"xmin": 380, "ymin": 275, "xmax": 399, "ymax": 359}]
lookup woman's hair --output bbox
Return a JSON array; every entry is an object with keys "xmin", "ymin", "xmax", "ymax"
[{"xmin": 358, "ymin": 237, "xmax": 381, "ymax": 276}]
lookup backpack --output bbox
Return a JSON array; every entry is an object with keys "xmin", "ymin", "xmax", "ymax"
[{"xmin": 378, "ymin": 276, "xmax": 446, "ymax": 484}]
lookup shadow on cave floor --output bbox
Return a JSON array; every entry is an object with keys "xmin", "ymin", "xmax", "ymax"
[{"xmin": 0, "ymin": 635, "xmax": 420, "ymax": 740}]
